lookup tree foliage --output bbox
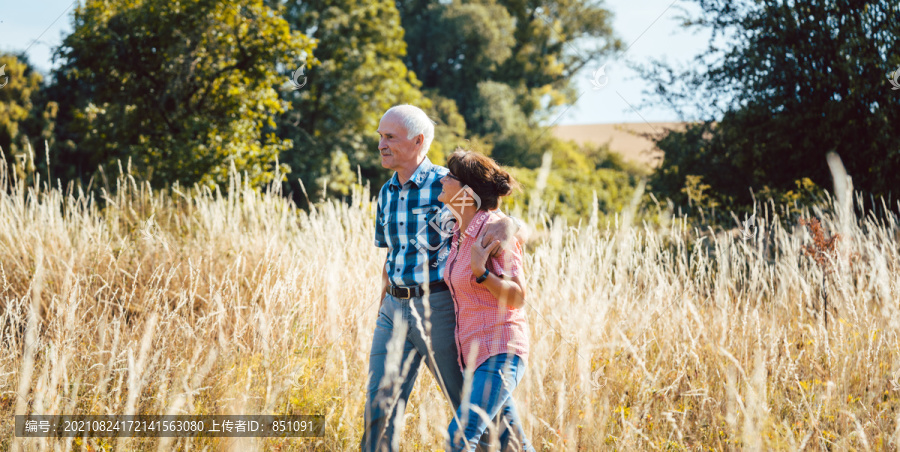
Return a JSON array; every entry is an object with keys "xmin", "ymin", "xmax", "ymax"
[
  {"xmin": 278, "ymin": 0, "xmax": 429, "ymax": 202},
  {"xmin": 642, "ymin": 0, "xmax": 900, "ymax": 214},
  {"xmin": 0, "ymin": 53, "xmax": 58, "ymax": 184},
  {"xmin": 504, "ymin": 138, "xmax": 644, "ymax": 224},
  {"xmin": 2, "ymin": 0, "xmax": 642, "ymax": 223},
  {"xmin": 0, "ymin": 54, "xmax": 41, "ymax": 155},
  {"xmin": 48, "ymin": 0, "xmax": 314, "ymax": 188},
  {"xmin": 400, "ymin": 0, "xmax": 621, "ymax": 168}
]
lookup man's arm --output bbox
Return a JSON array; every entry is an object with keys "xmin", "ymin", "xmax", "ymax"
[
  {"xmin": 481, "ymin": 214, "xmax": 528, "ymax": 255},
  {"xmin": 381, "ymin": 255, "xmax": 389, "ymax": 304},
  {"xmin": 509, "ymin": 216, "xmax": 529, "ymax": 243},
  {"xmin": 374, "ymin": 189, "xmax": 390, "ymax": 304}
]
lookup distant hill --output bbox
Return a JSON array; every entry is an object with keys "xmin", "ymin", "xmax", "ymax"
[{"xmin": 552, "ymin": 122, "xmax": 686, "ymax": 169}]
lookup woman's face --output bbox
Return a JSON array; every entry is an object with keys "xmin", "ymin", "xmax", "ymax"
[{"xmin": 438, "ymin": 171, "xmax": 464, "ymax": 205}]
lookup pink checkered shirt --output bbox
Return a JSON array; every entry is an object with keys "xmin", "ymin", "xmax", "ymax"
[{"xmin": 444, "ymin": 209, "xmax": 529, "ymax": 371}]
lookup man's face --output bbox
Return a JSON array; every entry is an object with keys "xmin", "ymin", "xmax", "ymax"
[{"xmin": 377, "ymin": 113, "xmax": 423, "ymax": 171}]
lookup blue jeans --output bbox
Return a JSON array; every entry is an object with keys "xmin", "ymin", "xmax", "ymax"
[
  {"xmin": 447, "ymin": 354, "xmax": 534, "ymax": 452},
  {"xmin": 361, "ymin": 291, "xmax": 526, "ymax": 451}
]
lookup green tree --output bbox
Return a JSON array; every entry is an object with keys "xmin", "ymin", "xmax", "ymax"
[
  {"xmin": 400, "ymin": 0, "xmax": 621, "ymax": 167},
  {"xmin": 426, "ymin": 89, "xmax": 477, "ymax": 163},
  {"xmin": 400, "ymin": 0, "xmax": 517, "ymax": 125},
  {"xmin": 505, "ymin": 139, "xmax": 642, "ymax": 224},
  {"xmin": 48, "ymin": 0, "xmax": 313, "ymax": 188},
  {"xmin": 279, "ymin": 0, "xmax": 431, "ymax": 203},
  {"xmin": 0, "ymin": 53, "xmax": 57, "ymax": 184},
  {"xmin": 641, "ymin": 0, "xmax": 900, "ymax": 214},
  {"xmin": 0, "ymin": 53, "xmax": 40, "ymax": 156}
]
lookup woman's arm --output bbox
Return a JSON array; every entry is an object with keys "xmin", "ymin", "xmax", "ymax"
[
  {"xmin": 470, "ymin": 240, "xmax": 527, "ymax": 309},
  {"xmin": 477, "ymin": 268, "xmax": 526, "ymax": 309}
]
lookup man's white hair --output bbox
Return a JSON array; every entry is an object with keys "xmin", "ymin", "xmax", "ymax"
[{"xmin": 383, "ymin": 104, "xmax": 435, "ymax": 157}]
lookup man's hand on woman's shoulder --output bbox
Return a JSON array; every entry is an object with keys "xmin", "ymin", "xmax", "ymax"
[{"xmin": 480, "ymin": 213, "xmax": 524, "ymax": 257}]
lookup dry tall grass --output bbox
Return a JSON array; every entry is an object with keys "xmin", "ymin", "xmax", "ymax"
[{"xmin": 1, "ymin": 157, "xmax": 898, "ymax": 451}]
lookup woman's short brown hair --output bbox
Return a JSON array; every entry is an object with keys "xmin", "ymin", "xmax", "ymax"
[{"xmin": 446, "ymin": 148, "xmax": 518, "ymax": 210}]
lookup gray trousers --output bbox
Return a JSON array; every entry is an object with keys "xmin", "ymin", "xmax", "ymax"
[{"xmin": 360, "ymin": 290, "xmax": 525, "ymax": 451}]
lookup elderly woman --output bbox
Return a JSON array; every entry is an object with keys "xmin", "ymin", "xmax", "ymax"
[{"xmin": 437, "ymin": 149, "xmax": 534, "ymax": 452}]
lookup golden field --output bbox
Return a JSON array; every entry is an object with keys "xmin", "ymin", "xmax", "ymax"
[{"xmin": 1, "ymin": 159, "xmax": 898, "ymax": 451}]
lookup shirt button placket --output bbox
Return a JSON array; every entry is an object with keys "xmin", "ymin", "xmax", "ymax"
[{"xmin": 400, "ymin": 185, "xmax": 409, "ymax": 313}]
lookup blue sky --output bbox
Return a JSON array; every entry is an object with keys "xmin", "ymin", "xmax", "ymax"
[{"xmin": 0, "ymin": 0, "xmax": 712, "ymax": 125}]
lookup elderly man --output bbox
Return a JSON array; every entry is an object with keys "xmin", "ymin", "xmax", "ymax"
[{"xmin": 361, "ymin": 105, "xmax": 527, "ymax": 451}]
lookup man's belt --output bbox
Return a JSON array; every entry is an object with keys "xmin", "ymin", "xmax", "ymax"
[{"xmin": 388, "ymin": 281, "xmax": 449, "ymax": 299}]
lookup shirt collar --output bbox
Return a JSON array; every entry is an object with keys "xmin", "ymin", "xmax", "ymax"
[
  {"xmin": 464, "ymin": 210, "xmax": 491, "ymax": 238},
  {"xmin": 389, "ymin": 157, "xmax": 434, "ymax": 189}
]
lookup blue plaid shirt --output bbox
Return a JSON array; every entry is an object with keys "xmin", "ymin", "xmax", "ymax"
[{"xmin": 375, "ymin": 157, "xmax": 456, "ymax": 286}]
